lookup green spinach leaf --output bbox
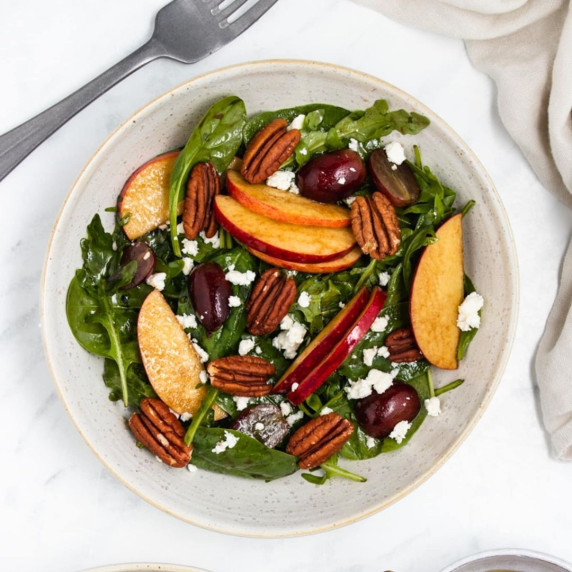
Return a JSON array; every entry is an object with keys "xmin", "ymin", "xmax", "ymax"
[{"xmin": 457, "ymin": 274, "xmax": 481, "ymax": 360}]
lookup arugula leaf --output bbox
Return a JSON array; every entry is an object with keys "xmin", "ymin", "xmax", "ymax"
[
  {"xmin": 169, "ymin": 96, "xmax": 246, "ymax": 256},
  {"xmin": 190, "ymin": 427, "xmax": 298, "ymax": 481}
]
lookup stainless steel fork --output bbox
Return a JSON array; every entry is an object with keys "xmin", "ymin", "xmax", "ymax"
[{"xmin": 0, "ymin": 0, "xmax": 277, "ymax": 182}]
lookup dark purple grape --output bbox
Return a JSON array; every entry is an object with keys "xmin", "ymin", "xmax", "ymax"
[
  {"xmin": 368, "ymin": 149, "xmax": 420, "ymax": 207},
  {"xmin": 120, "ymin": 242, "xmax": 155, "ymax": 289},
  {"xmin": 231, "ymin": 403, "xmax": 289, "ymax": 449},
  {"xmin": 354, "ymin": 383, "xmax": 420, "ymax": 438},
  {"xmin": 188, "ymin": 262, "xmax": 232, "ymax": 332},
  {"xmin": 297, "ymin": 149, "xmax": 366, "ymax": 203}
]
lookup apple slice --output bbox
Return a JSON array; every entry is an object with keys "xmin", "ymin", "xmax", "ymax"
[
  {"xmin": 215, "ymin": 195, "xmax": 355, "ymax": 263},
  {"xmin": 138, "ymin": 290, "xmax": 225, "ymax": 419},
  {"xmin": 287, "ymin": 287, "xmax": 387, "ymax": 405},
  {"xmin": 226, "ymin": 170, "xmax": 351, "ymax": 227},
  {"xmin": 118, "ymin": 151, "xmax": 183, "ymax": 240},
  {"xmin": 247, "ymin": 246, "xmax": 362, "ymax": 273},
  {"xmin": 410, "ymin": 213, "xmax": 464, "ymax": 370},
  {"xmin": 273, "ymin": 287, "xmax": 371, "ymax": 395}
]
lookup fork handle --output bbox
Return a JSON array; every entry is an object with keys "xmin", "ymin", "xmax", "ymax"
[{"xmin": 0, "ymin": 38, "xmax": 163, "ymax": 182}]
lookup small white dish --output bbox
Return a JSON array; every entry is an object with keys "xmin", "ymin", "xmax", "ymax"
[
  {"xmin": 41, "ymin": 60, "xmax": 519, "ymax": 536},
  {"xmin": 80, "ymin": 564, "xmax": 210, "ymax": 572}
]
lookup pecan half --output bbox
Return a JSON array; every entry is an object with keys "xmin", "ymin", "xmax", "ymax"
[
  {"xmin": 128, "ymin": 398, "xmax": 192, "ymax": 468},
  {"xmin": 385, "ymin": 327, "xmax": 423, "ymax": 363},
  {"xmin": 183, "ymin": 161, "xmax": 220, "ymax": 240},
  {"xmin": 286, "ymin": 413, "xmax": 354, "ymax": 469},
  {"xmin": 208, "ymin": 355, "xmax": 275, "ymax": 396},
  {"xmin": 241, "ymin": 119, "xmax": 301, "ymax": 184},
  {"xmin": 351, "ymin": 192, "xmax": 401, "ymax": 260},
  {"xmin": 246, "ymin": 268, "xmax": 297, "ymax": 335}
]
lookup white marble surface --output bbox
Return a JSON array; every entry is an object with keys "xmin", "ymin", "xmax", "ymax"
[{"xmin": 0, "ymin": 1, "xmax": 571, "ymax": 571}]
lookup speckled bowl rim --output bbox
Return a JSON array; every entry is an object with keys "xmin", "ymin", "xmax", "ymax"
[
  {"xmin": 41, "ymin": 59, "xmax": 519, "ymax": 537},
  {"xmin": 441, "ymin": 548, "xmax": 572, "ymax": 571},
  {"xmin": 79, "ymin": 564, "xmax": 210, "ymax": 572}
]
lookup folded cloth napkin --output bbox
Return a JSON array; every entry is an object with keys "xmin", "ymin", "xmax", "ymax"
[{"xmin": 355, "ymin": 0, "xmax": 572, "ymax": 459}]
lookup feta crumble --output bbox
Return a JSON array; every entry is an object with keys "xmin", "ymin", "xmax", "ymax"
[
  {"xmin": 272, "ymin": 318, "xmax": 307, "ymax": 359},
  {"xmin": 234, "ymin": 396, "xmax": 250, "ymax": 411},
  {"xmin": 212, "ymin": 431, "xmax": 239, "ymax": 454},
  {"xmin": 378, "ymin": 346, "xmax": 390, "ymax": 359},
  {"xmin": 345, "ymin": 368, "xmax": 397, "ymax": 400},
  {"xmin": 238, "ymin": 338, "xmax": 256, "ymax": 356},
  {"xmin": 371, "ymin": 316, "xmax": 389, "ymax": 332},
  {"xmin": 320, "ymin": 407, "xmax": 334, "ymax": 416},
  {"xmin": 182, "ymin": 258, "xmax": 194, "ymax": 275},
  {"xmin": 425, "ymin": 396, "xmax": 441, "ymax": 417},
  {"xmin": 177, "ymin": 222, "xmax": 185, "ymax": 235},
  {"xmin": 291, "ymin": 382, "xmax": 299, "ymax": 391},
  {"xmin": 255, "ymin": 346, "xmax": 262, "ymax": 355},
  {"xmin": 348, "ymin": 138, "xmax": 359, "ymax": 152},
  {"xmin": 187, "ymin": 463, "xmax": 197, "ymax": 473},
  {"xmin": 362, "ymin": 346, "xmax": 390, "ymax": 366},
  {"xmin": 385, "ymin": 141, "xmax": 406, "ymax": 165},
  {"xmin": 182, "ymin": 238, "xmax": 199, "ymax": 257},
  {"xmin": 228, "ymin": 295, "xmax": 242, "ymax": 308},
  {"xmin": 366, "ymin": 436, "xmax": 377, "ymax": 449},
  {"xmin": 254, "ymin": 422, "xmax": 265, "ymax": 431},
  {"xmin": 378, "ymin": 271, "xmax": 390, "ymax": 287},
  {"xmin": 298, "ymin": 291, "xmax": 311, "ymax": 308},
  {"xmin": 389, "ymin": 420, "xmax": 411, "ymax": 444},
  {"xmin": 266, "ymin": 170, "xmax": 296, "ymax": 191},
  {"xmin": 280, "ymin": 401, "xmax": 293, "ymax": 417},
  {"xmin": 200, "ymin": 230, "xmax": 220, "ymax": 248},
  {"xmin": 199, "ymin": 370, "xmax": 208, "ymax": 384},
  {"xmin": 225, "ymin": 265, "xmax": 256, "ymax": 286},
  {"xmin": 345, "ymin": 196, "xmax": 356, "ymax": 206},
  {"xmin": 457, "ymin": 292, "xmax": 484, "ymax": 331},
  {"xmin": 286, "ymin": 410, "xmax": 304, "ymax": 426},
  {"xmin": 177, "ymin": 313, "xmax": 197, "ymax": 330},
  {"xmin": 338, "ymin": 176, "xmax": 346, "ymax": 185},
  {"xmin": 288, "ymin": 114, "xmax": 305, "ymax": 130},
  {"xmin": 180, "ymin": 412, "xmax": 192, "ymax": 423},
  {"xmin": 192, "ymin": 339, "xmax": 209, "ymax": 363},
  {"xmin": 146, "ymin": 272, "xmax": 166, "ymax": 291}
]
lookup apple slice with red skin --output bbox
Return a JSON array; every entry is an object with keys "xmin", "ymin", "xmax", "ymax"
[
  {"xmin": 214, "ymin": 195, "xmax": 356, "ymax": 263},
  {"xmin": 226, "ymin": 170, "xmax": 351, "ymax": 228},
  {"xmin": 286, "ymin": 287, "xmax": 387, "ymax": 406},
  {"xmin": 118, "ymin": 151, "xmax": 182, "ymax": 240},
  {"xmin": 247, "ymin": 246, "xmax": 362, "ymax": 274},
  {"xmin": 410, "ymin": 213, "xmax": 464, "ymax": 370},
  {"xmin": 273, "ymin": 287, "xmax": 371, "ymax": 395}
]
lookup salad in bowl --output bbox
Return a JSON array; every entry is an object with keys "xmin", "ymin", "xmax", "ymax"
[{"xmin": 66, "ymin": 94, "xmax": 483, "ymax": 484}]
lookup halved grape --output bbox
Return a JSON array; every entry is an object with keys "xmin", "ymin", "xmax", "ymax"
[
  {"xmin": 120, "ymin": 242, "xmax": 155, "ymax": 289},
  {"xmin": 232, "ymin": 403, "xmax": 289, "ymax": 448}
]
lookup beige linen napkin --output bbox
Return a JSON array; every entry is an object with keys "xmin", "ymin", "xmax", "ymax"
[{"xmin": 356, "ymin": 0, "xmax": 572, "ymax": 459}]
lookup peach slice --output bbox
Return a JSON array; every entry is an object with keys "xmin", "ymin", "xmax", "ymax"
[
  {"xmin": 226, "ymin": 170, "xmax": 351, "ymax": 227},
  {"xmin": 118, "ymin": 151, "xmax": 183, "ymax": 240},
  {"xmin": 410, "ymin": 213, "xmax": 464, "ymax": 370},
  {"xmin": 247, "ymin": 246, "xmax": 362, "ymax": 273},
  {"xmin": 215, "ymin": 195, "xmax": 356, "ymax": 263},
  {"xmin": 138, "ymin": 290, "xmax": 224, "ymax": 419}
]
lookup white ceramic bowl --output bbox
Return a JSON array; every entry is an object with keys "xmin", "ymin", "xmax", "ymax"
[
  {"xmin": 441, "ymin": 549, "xmax": 572, "ymax": 572},
  {"xmin": 80, "ymin": 565, "xmax": 210, "ymax": 572},
  {"xmin": 41, "ymin": 60, "xmax": 518, "ymax": 537}
]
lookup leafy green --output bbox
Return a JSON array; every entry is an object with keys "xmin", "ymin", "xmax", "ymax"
[
  {"xmin": 190, "ymin": 427, "xmax": 298, "ymax": 481},
  {"xmin": 301, "ymin": 454, "xmax": 366, "ymax": 485},
  {"xmin": 169, "ymin": 96, "xmax": 246, "ymax": 256},
  {"xmin": 103, "ymin": 359, "xmax": 155, "ymax": 404}
]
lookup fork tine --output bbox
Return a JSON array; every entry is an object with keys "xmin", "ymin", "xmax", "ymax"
[
  {"xmin": 212, "ymin": 0, "xmax": 250, "ymax": 20},
  {"xmin": 224, "ymin": 0, "xmax": 278, "ymax": 35}
]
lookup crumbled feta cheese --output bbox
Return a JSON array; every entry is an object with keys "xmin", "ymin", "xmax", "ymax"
[
  {"xmin": 345, "ymin": 368, "xmax": 397, "ymax": 399},
  {"xmin": 187, "ymin": 463, "xmax": 197, "ymax": 473},
  {"xmin": 158, "ymin": 222, "xmax": 169, "ymax": 231},
  {"xmin": 180, "ymin": 412, "xmax": 192, "ymax": 423},
  {"xmin": 280, "ymin": 315, "xmax": 294, "ymax": 330},
  {"xmin": 280, "ymin": 401, "xmax": 293, "ymax": 417},
  {"xmin": 199, "ymin": 370, "xmax": 208, "ymax": 384},
  {"xmin": 425, "ymin": 396, "xmax": 441, "ymax": 417},
  {"xmin": 320, "ymin": 407, "xmax": 334, "ymax": 415},
  {"xmin": 177, "ymin": 222, "xmax": 185, "ymax": 235},
  {"xmin": 288, "ymin": 180, "xmax": 300, "ymax": 194},
  {"xmin": 211, "ymin": 431, "xmax": 239, "ymax": 454},
  {"xmin": 338, "ymin": 176, "xmax": 346, "ymax": 185},
  {"xmin": 385, "ymin": 141, "xmax": 406, "ymax": 165},
  {"xmin": 288, "ymin": 114, "xmax": 306, "ymax": 131},
  {"xmin": 286, "ymin": 270, "xmax": 298, "ymax": 277},
  {"xmin": 366, "ymin": 436, "xmax": 377, "ymax": 449},
  {"xmin": 238, "ymin": 338, "xmax": 256, "ymax": 356},
  {"xmin": 298, "ymin": 291, "xmax": 311, "ymax": 308},
  {"xmin": 273, "ymin": 320, "xmax": 307, "ymax": 359},
  {"xmin": 182, "ymin": 238, "xmax": 199, "ymax": 257},
  {"xmin": 299, "ymin": 147, "xmax": 308, "ymax": 156},
  {"xmin": 363, "ymin": 347, "xmax": 378, "ymax": 367},
  {"xmin": 146, "ymin": 272, "xmax": 166, "ymax": 291},
  {"xmin": 182, "ymin": 257, "xmax": 194, "ymax": 275},
  {"xmin": 378, "ymin": 346, "xmax": 390, "ymax": 359},
  {"xmin": 345, "ymin": 196, "xmax": 356, "ymax": 206},
  {"xmin": 200, "ymin": 230, "xmax": 220, "ymax": 249},
  {"xmin": 254, "ymin": 422, "xmax": 265, "ymax": 431},
  {"xmin": 371, "ymin": 316, "xmax": 389, "ymax": 333},
  {"xmin": 389, "ymin": 420, "xmax": 411, "ymax": 444},
  {"xmin": 225, "ymin": 265, "xmax": 256, "ymax": 286},
  {"xmin": 228, "ymin": 295, "xmax": 241, "ymax": 308},
  {"xmin": 192, "ymin": 339, "xmax": 209, "ymax": 363},
  {"xmin": 266, "ymin": 170, "xmax": 296, "ymax": 191},
  {"xmin": 177, "ymin": 313, "xmax": 198, "ymax": 330},
  {"xmin": 286, "ymin": 410, "xmax": 304, "ymax": 426},
  {"xmin": 378, "ymin": 271, "xmax": 390, "ymax": 287},
  {"xmin": 233, "ymin": 396, "xmax": 250, "ymax": 411},
  {"xmin": 255, "ymin": 346, "xmax": 262, "ymax": 355},
  {"xmin": 339, "ymin": 301, "xmax": 346, "ymax": 309},
  {"xmin": 291, "ymin": 382, "xmax": 299, "ymax": 391},
  {"xmin": 348, "ymin": 138, "xmax": 359, "ymax": 152},
  {"xmin": 457, "ymin": 292, "xmax": 484, "ymax": 331}
]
